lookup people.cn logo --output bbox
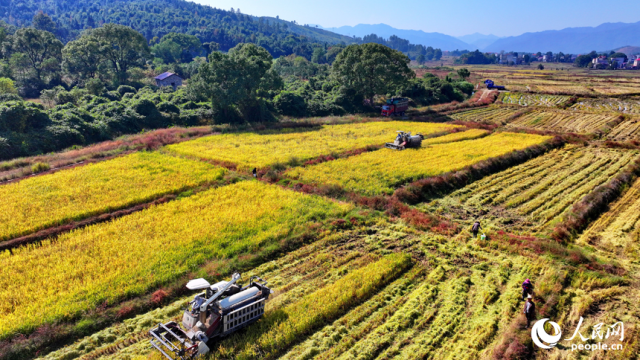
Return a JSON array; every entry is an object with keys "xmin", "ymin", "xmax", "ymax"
[{"xmin": 531, "ymin": 318, "xmax": 562, "ymax": 349}]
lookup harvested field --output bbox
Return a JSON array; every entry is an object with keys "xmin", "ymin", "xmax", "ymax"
[
  {"xmin": 506, "ymin": 109, "xmax": 619, "ymax": 134},
  {"xmin": 448, "ymin": 106, "xmax": 523, "ymax": 124},
  {"xmin": 607, "ymin": 117, "xmax": 640, "ymax": 141},
  {"xmin": 499, "ymin": 92, "xmax": 570, "ymax": 107},
  {"xmin": 570, "ymin": 97, "xmax": 640, "ymax": 114}
]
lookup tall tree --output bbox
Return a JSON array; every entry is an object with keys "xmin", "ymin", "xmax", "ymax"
[
  {"xmin": 62, "ymin": 36, "xmax": 103, "ymax": 83},
  {"xmin": 7, "ymin": 28, "xmax": 62, "ymax": 82},
  {"xmin": 331, "ymin": 43, "xmax": 414, "ymax": 106},
  {"xmin": 88, "ymin": 24, "xmax": 150, "ymax": 84},
  {"xmin": 153, "ymin": 32, "xmax": 203, "ymax": 63},
  {"xmin": 188, "ymin": 43, "xmax": 282, "ymax": 122},
  {"xmin": 32, "ymin": 11, "xmax": 57, "ymax": 34}
]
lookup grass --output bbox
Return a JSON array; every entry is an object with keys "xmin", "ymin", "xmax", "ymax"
[{"xmin": 0, "ymin": 152, "xmax": 226, "ymax": 242}]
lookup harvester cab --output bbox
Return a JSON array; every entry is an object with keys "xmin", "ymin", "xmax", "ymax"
[
  {"xmin": 385, "ymin": 131, "xmax": 424, "ymax": 150},
  {"xmin": 149, "ymin": 273, "xmax": 272, "ymax": 360}
]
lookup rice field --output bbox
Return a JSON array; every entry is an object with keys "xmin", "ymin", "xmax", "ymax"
[
  {"xmin": 448, "ymin": 106, "xmax": 523, "ymax": 124},
  {"xmin": 285, "ymin": 133, "xmax": 551, "ymax": 195},
  {"xmin": 499, "ymin": 92, "xmax": 570, "ymax": 107},
  {"xmin": 0, "ymin": 181, "xmax": 352, "ymax": 339},
  {"xmin": 165, "ymin": 121, "xmax": 461, "ymax": 170},
  {"xmin": 0, "ymin": 152, "xmax": 226, "ymax": 242},
  {"xmin": 607, "ymin": 117, "xmax": 640, "ymax": 141},
  {"xmin": 570, "ymin": 97, "xmax": 640, "ymax": 114},
  {"xmin": 432, "ymin": 146, "xmax": 638, "ymax": 233},
  {"xmin": 506, "ymin": 109, "xmax": 620, "ymax": 134},
  {"xmin": 579, "ymin": 177, "xmax": 640, "ymax": 253}
]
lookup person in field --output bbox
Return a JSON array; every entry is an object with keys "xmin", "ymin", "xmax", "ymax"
[
  {"xmin": 524, "ymin": 294, "xmax": 536, "ymax": 328},
  {"xmin": 471, "ymin": 221, "xmax": 482, "ymax": 238},
  {"xmin": 522, "ymin": 279, "xmax": 534, "ymax": 301}
]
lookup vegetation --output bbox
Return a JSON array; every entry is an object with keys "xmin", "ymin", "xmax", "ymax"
[
  {"xmin": 499, "ymin": 92, "xmax": 570, "ymax": 107},
  {"xmin": 0, "ymin": 151, "xmax": 225, "ymax": 242},
  {"xmin": 0, "ymin": 181, "xmax": 352, "ymax": 339},
  {"xmin": 285, "ymin": 133, "xmax": 551, "ymax": 195},
  {"xmin": 166, "ymin": 121, "xmax": 460, "ymax": 170},
  {"xmin": 507, "ymin": 109, "xmax": 621, "ymax": 134}
]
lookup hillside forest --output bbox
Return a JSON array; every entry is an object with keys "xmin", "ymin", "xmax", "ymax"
[{"xmin": 0, "ymin": 2, "xmax": 467, "ymax": 161}]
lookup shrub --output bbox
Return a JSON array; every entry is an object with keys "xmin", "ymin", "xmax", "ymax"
[
  {"xmin": 31, "ymin": 162, "xmax": 50, "ymax": 173},
  {"xmin": 117, "ymin": 85, "xmax": 137, "ymax": 96}
]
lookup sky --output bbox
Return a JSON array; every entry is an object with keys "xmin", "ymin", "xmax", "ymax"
[{"xmin": 192, "ymin": 0, "xmax": 640, "ymax": 37}]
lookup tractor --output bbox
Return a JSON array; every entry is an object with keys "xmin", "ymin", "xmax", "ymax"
[{"xmin": 385, "ymin": 131, "xmax": 424, "ymax": 150}]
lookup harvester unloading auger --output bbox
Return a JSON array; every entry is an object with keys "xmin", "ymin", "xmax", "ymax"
[
  {"xmin": 149, "ymin": 273, "xmax": 272, "ymax": 360},
  {"xmin": 385, "ymin": 131, "xmax": 424, "ymax": 150}
]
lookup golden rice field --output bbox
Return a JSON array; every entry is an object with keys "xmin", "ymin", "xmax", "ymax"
[
  {"xmin": 166, "ymin": 121, "xmax": 460, "ymax": 170},
  {"xmin": 421, "ymin": 128, "xmax": 489, "ymax": 145},
  {"xmin": 579, "ymin": 177, "xmax": 640, "ymax": 253},
  {"xmin": 0, "ymin": 152, "xmax": 226, "ymax": 242},
  {"xmin": 285, "ymin": 132, "xmax": 551, "ymax": 195},
  {"xmin": 448, "ymin": 106, "xmax": 522, "ymax": 124},
  {"xmin": 0, "ymin": 181, "xmax": 352, "ymax": 339},
  {"xmin": 570, "ymin": 97, "xmax": 640, "ymax": 114},
  {"xmin": 506, "ymin": 109, "xmax": 619, "ymax": 134},
  {"xmin": 592, "ymin": 86, "xmax": 640, "ymax": 95},
  {"xmin": 499, "ymin": 92, "xmax": 570, "ymax": 107},
  {"xmin": 438, "ymin": 146, "xmax": 638, "ymax": 233}
]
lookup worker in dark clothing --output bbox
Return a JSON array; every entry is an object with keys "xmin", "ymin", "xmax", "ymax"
[
  {"xmin": 471, "ymin": 221, "xmax": 482, "ymax": 238},
  {"xmin": 524, "ymin": 294, "xmax": 536, "ymax": 328},
  {"xmin": 252, "ymin": 168, "xmax": 257, "ymax": 178},
  {"xmin": 522, "ymin": 279, "xmax": 534, "ymax": 301}
]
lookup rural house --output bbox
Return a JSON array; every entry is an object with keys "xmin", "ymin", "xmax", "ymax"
[{"xmin": 155, "ymin": 72, "xmax": 183, "ymax": 90}]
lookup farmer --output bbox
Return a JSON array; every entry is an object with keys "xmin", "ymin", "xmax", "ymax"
[
  {"xmin": 522, "ymin": 279, "xmax": 534, "ymax": 301},
  {"xmin": 471, "ymin": 221, "xmax": 482, "ymax": 238},
  {"xmin": 252, "ymin": 168, "xmax": 257, "ymax": 178},
  {"xmin": 524, "ymin": 294, "xmax": 536, "ymax": 328}
]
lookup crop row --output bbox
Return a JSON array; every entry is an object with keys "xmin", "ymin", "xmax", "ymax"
[
  {"xmin": 0, "ymin": 181, "xmax": 352, "ymax": 339},
  {"xmin": 0, "ymin": 152, "xmax": 226, "ymax": 242},
  {"xmin": 507, "ymin": 109, "xmax": 619, "ymax": 134},
  {"xmin": 453, "ymin": 146, "xmax": 637, "ymax": 231},
  {"xmin": 285, "ymin": 132, "xmax": 552, "ymax": 195},
  {"xmin": 570, "ymin": 97, "xmax": 640, "ymax": 114},
  {"xmin": 579, "ymin": 177, "xmax": 640, "ymax": 251},
  {"xmin": 166, "ymin": 121, "xmax": 460, "ymax": 170},
  {"xmin": 449, "ymin": 106, "xmax": 522, "ymax": 124},
  {"xmin": 499, "ymin": 92, "xmax": 570, "ymax": 107},
  {"xmin": 421, "ymin": 128, "xmax": 489, "ymax": 145}
]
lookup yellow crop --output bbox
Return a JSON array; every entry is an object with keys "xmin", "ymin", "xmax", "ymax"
[
  {"xmin": 165, "ymin": 121, "xmax": 461, "ymax": 170},
  {"xmin": 422, "ymin": 129, "xmax": 489, "ymax": 145},
  {"xmin": 286, "ymin": 132, "xmax": 552, "ymax": 195},
  {"xmin": 0, "ymin": 152, "xmax": 226, "ymax": 242},
  {"xmin": 0, "ymin": 181, "xmax": 352, "ymax": 339},
  {"xmin": 220, "ymin": 253, "xmax": 412, "ymax": 359}
]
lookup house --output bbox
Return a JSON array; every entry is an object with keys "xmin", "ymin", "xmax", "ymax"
[
  {"xmin": 592, "ymin": 56, "xmax": 608, "ymax": 67},
  {"xmin": 634, "ymin": 56, "xmax": 640, "ymax": 68},
  {"xmin": 155, "ymin": 72, "xmax": 183, "ymax": 90}
]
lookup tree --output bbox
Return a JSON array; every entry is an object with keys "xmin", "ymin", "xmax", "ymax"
[
  {"xmin": 87, "ymin": 24, "xmax": 150, "ymax": 84},
  {"xmin": 433, "ymin": 49, "xmax": 443, "ymax": 60},
  {"xmin": 188, "ymin": 43, "xmax": 282, "ymax": 122},
  {"xmin": 574, "ymin": 54, "xmax": 593, "ymax": 68},
  {"xmin": 311, "ymin": 47, "xmax": 326, "ymax": 64},
  {"xmin": 524, "ymin": 54, "xmax": 531, "ymax": 64},
  {"xmin": 8, "ymin": 28, "xmax": 62, "ymax": 83},
  {"xmin": 62, "ymin": 36, "xmax": 103, "ymax": 83},
  {"xmin": 32, "ymin": 11, "xmax": 57, "ymax": 34},
  {"xmin": 538, "ymin": 64, "xmax": 544, "ymax": 70},
  {"xmin": 416, "ymin": 54, "xmax": 425, "ymax": 65},
  {"xmin": 425, "ymin": 46, "xmax": 434, "ymax": 60},
  {"xmin": 610, "ymin": 52, "xmax": 628, "ymax": 61},
  {"xmin": 153, "ymin": 33, "xmax": 203, "ymax": 63},
  {"xmin": 457, "ymin": 68, "xmax": 470, "ymax": 80},
  {"xmin": 0, "ymin": 77, "xmax": 17, "ymax": 94},
  {"xmin": 331, "ymin": 43, "xmax": 414, "ymax": 107}
]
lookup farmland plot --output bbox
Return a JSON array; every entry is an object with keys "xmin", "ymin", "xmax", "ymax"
[
  {"xmin": 506, "ymin": 109, "xmax": 619, "ymax": 134},
  {"xmin": 0, "ymin": 181, "xmax": 352, "ymax": 339},
  {"xmin": 427, "ymin": 146, "xmax": 638, "ymax": 233},
  {"xmin": 166, "ymin": 121, "xmax": 460, "ymax": 170},
  {"xmin": 285, "ymin": 132, "xmax": 551, "ymax": 195},
  {"xmin": 500, "ymin": 92, "xmax": 570, "ymax": 107},
  {"xmin": 607, "ymin": 117, "xmax": 640, "ymax": 141},
  {"xmin": 449, "ymin": 106, "xmax": 522, "ymax": 124},
  {"xmin": 0, "ymin": 152, "xmax": 226, "ymax": 242},
  {"xmin": 571, "ymin": 97, "xmax": 640, "ymax": 114}
]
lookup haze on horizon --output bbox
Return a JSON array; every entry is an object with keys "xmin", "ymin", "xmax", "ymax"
[{"xmin": 193, "ymin": 0, "xmax": 640, "ymax": 38}]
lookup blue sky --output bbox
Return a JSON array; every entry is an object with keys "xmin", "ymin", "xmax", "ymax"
[{"xmin": 193, "ymin": 0, "xmax": 640, "ymax": 37}]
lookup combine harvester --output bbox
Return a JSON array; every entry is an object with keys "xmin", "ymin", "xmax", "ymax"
[
  {"xmin": 385, "ymin": 131, "xmax": 424, "ymax": 150},
  {"xmin": 381, "ymin": 97, "xmax": 409, "ymax": 117},
  {"xmin": 149, "ymin": 273, "xmax": 272, "ymax": 360},
  {"xmin": 484, "ymin": 79, "xmax": 506, "ymax": 90}
]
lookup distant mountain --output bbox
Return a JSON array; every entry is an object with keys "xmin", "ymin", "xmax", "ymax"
[
  {"xmin": 615, "ymin": 46, "xmax": 640, "ymax": 58},
  {"xmin": 484, "ymin": 22, "xmax": 640, "ymax": 53},
  {"xmin": 320, "ymin": 23, "xmax": 470, "ymax": 50},
  {"xmin": 456, "ymin": 33, "xmax": 501, "ymax": 50}
]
